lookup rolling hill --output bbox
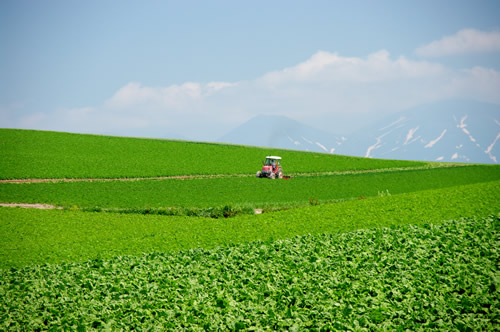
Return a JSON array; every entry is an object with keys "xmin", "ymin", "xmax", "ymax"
[{"xmin": 0, "ymin": 128, "xmax": 423, "ymax": 179}]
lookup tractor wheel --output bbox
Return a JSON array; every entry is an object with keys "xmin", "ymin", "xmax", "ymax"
[
  {"xmin": 256, "ymin": 171, "xmax": 262, "ymax": 178},
  {"xmin": 278, "ymin": 171, "xmax": 283, "ymax": 179},
  {"xmin": 269, "ymin": 173, "xmax": 276, "ymax": 180}
]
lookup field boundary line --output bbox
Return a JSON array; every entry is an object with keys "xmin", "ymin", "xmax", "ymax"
[
  {"xmin": 290, "ymin": 163, "xmax": 470, "ymax": 177},
  {"xmin": 0, "ymin": 203, "xmax": 62, "ymax": 209},
  {"xmin": 0, "ymin": 163, "xmax": 471, "ymax": 184},
  {"xmin": 0, "ymin": 174, "xmax": 250, "ymax": 184}
]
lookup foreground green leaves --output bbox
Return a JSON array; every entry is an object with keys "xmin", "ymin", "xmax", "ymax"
[{"xmin": 1, "ymin": 216, "xmax": 498, "ymax": 330}]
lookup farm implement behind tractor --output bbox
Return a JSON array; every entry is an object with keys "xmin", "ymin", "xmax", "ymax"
[{"xmin": 256, "ymin": 156, "xmax": 290, "ymax": 179}]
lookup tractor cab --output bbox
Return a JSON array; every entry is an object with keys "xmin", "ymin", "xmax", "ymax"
[
  {"xmin": 264, "ymin": 157, "xmax": 281, "ymax": 167},
  {"xmin": 256, "ymin": 156, "xmax": 283, "ymax": 179}
]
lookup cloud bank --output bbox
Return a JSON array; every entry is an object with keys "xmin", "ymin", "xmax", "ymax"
[
  {"xmin": 416, "ymin": 29, "xmax": 500, "ymax": 57},
  {"xmin": 6, "ymin": 29, "xmax": 500, "ymax": 140}
]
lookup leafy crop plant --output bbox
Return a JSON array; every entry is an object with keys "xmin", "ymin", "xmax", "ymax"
[{"xmin": 1, "ymin": 216, "xmax": 498, "ymax": 330}]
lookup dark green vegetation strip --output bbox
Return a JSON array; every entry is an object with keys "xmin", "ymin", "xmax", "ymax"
[
  {"xmin": 1, "ymin": 216, "xmax": 498, "ymax": 330},
  {"xmin": 1, "ymin": 180, "xmax": 498, "ymax": 268},
  {"xmin": 0, "ymin": 129, "xmax": 424, "ymax": 179},
  {"xmin": 1, "ymin": 165, "xmax": 498, "ymax": 211}
]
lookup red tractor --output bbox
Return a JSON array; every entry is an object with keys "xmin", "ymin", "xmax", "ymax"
[{"xmin": 256, "ymin": 156, "xmax": 284, "ymax": 179}]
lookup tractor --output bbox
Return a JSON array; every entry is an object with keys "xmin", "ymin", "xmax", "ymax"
[{"xmin": 256, "ymin": 156, "xmax": 284, "ymax": 179}]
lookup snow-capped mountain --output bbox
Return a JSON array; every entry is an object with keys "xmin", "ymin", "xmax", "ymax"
[
  {"xmin": 218, "ymin": 100, "xmax": 499, "ymax": 164},
  {"xmin": 218, "ymin": 115, "xmax": 347, "ymax": 154},
  {"xmin": 340, "ymin": 100, "xmax": 500, "ymax": 164}
]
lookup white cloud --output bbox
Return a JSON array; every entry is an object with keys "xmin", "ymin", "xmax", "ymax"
[
  {"xmin": 260, "ymin": 50, "xmax": 444, "ymax": 85},
  {"xmin": 8, "ymin": 49, "xmax": 500, "ymax": 140},
  {"xmin": 105, "ymin": 82, "xmax": 203, "ymax": 109},
  {"xmin": 248, "ymin": 50, "xmax": 458, "ymax": 128},
  {"xmin": 206, "ymin": 81, "xmax": 238, "ymax": 94},
  {"xmin": 103, "ymin": 81, "xmax": 240, "ymax": 113},
  {"xmin": 11, "ymin": 80, "xmax": 242, "ymax": 140},
  {"xmin": 416, "ymin": 28, "xmax": 500, "ymax": 57}
]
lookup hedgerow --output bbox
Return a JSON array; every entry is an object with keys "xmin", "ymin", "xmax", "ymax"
[
  {"xmin": 92, "ymin": 204, "xmax": 255, "ymax": 219},
  {"xmin": 1, "ymin": 216, "xmax": 498, "ymax": 330}
]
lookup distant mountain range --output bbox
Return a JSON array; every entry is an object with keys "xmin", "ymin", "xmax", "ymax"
[
  {"xmin": 217, "ymin": 100, "xmax": 500, "ymax": 164},
  {"xmin": 218, "ymin": 115, "xmax": 347, "ymax": 154}
]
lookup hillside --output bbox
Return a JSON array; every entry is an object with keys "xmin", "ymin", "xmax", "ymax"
[{"xmin": 0, "ymin": 129, "xmax": 424, "ymax": 179}]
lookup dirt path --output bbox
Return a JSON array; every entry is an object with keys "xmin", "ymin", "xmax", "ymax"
[
  {"xmin": 0, "ymin": 174, "xmax": 213, "ymax": 184},
  {"xmin": 0, "ymin": 203, "xmax": 61, "ymax": 209},
  {"xmin": 0, "ymin": 163, "xmax": 467, "ymax": 184}
]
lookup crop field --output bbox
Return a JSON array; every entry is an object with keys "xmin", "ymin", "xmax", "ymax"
[
  {"xmin": 0, "ymin": 129, "xmax": 424, "ymax": 179},
  {"xmin": 1, "ymin": 165, "xmax": 498, "ymax": 212},
  {"xmin": 1, "ymin": 216, "xmax": 498, "ymax": 330},
  {"xmin": 1, "ymin": 129, "xmax": 499, "ymax": 329},
  {"xmin": 1, "ymin": 180, "xmax": 498, "ymax": 268}
]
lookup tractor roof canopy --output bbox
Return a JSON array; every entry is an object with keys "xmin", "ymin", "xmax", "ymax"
[{"xmin": 265, "ymin": 156, "xmax": 281, "ymax": 160}]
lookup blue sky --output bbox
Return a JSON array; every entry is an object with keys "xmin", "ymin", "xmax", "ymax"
[{"xmin": 1, "ymin": 0, "xmax": 500, "ymax": 140}]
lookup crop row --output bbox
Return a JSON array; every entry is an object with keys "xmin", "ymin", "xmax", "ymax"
[
  {"xmin": 1, "ymin": 216, "xmax": 497, "ymax": 330},
  {"xmin": 0, "ymin": 165, "xmax": 498, "ymax": 211},
  {"xmin": 1, "ymin": 180, "xmax": 498, "ymax": 268},
  {"xmin": 0, "ymin": 129, "xmax": 425, "ymax": 179}
]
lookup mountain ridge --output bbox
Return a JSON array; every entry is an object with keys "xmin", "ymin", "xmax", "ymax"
[
  {"xmin": 218, "ymin": 114, "xmax": 347, "ymax": 154},
  {"xmin": 217, "ymin": 100, "xmax": 500, "ymax": 164}
]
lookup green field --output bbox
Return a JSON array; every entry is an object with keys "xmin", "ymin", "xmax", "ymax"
[
  {"xmin": 1, "ymin": 180, "xmax": 498, "ymax": 268},
  {"xmin": 2, "ymin": 216, "xmax": 497, "ymax": 330},
  {"xmin": 1, "ymin": 129, "xmax": 499, "ymax": 329},
  {"xmin": 1, "ymin": 165, "xmax": 498, "ymax": 213},
  {"xmin": 1, "ymin": 128, "xmax": 424, "ymax": 179}
]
